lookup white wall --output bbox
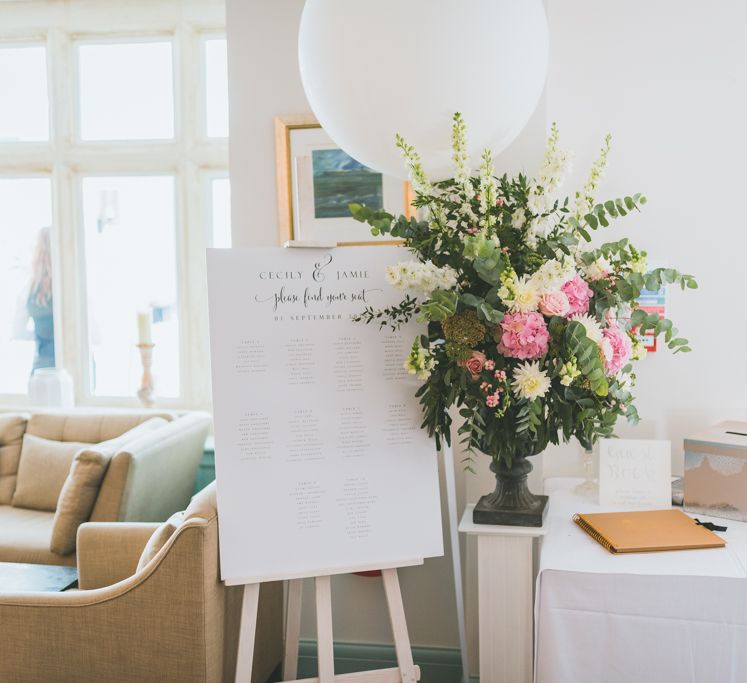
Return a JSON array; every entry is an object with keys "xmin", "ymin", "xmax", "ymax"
[
  {"xmin": 542, "ymin": 0, "xmax": 747, "ymax": 478},
  {"xmin": 225, "ymin": 0, "xmax": 747, "ymax": 672},
  {"xmin": 226, "ymin": 0, "xmax": 308, "ymax": 247}
]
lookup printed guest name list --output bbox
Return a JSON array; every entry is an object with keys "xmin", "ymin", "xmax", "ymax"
[{"xmin": 207, "ymin": 246, "xmax": 443, "ymax": 585}]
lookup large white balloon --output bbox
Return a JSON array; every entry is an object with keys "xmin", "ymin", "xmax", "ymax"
[{"xmin": 298, "ymin": 0, "xmax": 548, "ymax": 181}]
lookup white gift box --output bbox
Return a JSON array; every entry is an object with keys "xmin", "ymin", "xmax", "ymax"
[{"xmin": 684, "ymin": 421, "xmax": 747, "ymax": 522}]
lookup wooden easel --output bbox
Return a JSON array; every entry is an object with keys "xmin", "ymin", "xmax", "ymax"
[
  {"xmin": 235, "ymin": 567, "xmax": 420, "ymax": 683},
  {"xmin": 233, "ymin": 445, "xmax": 471, "ymax": 683}
]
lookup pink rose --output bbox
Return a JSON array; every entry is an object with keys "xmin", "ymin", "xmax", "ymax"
[
  {"xmin": 459, "ymin": 350, "xmax": 487, "ymax": 380},
  {"xmin": 496, "ymin": 311, "xmax": 550, "ymax": 360},
  {"xmin": 561, "ymin": 275, "xmax": 593, "ymax": 316},
  {"xmin": 539, "ymin": 291, "xmax": 571, "ymax": 317},
  {"xmin": 602, "ymin": 324, "xmax": 632, "ymax": 375}
]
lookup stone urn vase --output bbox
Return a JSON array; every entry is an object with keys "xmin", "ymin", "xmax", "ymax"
[{"xmin": 473, "ymin": 454, "xmax": 548, "ymax": 527}]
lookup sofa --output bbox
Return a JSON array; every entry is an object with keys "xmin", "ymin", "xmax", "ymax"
[
  {"xmin": 0, "ymin": 482, "xmax": 283, "ymax": 683},
  {"xmin": 0, "ymin": 410, "xmax": 211, "ymax": 566}
]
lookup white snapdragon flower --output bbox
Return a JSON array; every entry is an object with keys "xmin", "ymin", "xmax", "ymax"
[
  {"xmin": 451, "ymin": 112, "xmax": 472, "ymax": 194},
  {"xmin": 559, "ymin": 358, "xmax": 581, "ymax": 387},
  {"xmin": 527, "ymin": 192, "xmax": 550, "ymax": 216},
  {"xmin": 580, "ymin": 256, "xmax": 611, "ymax": 282},
  {"xmin": 571, "ymin": 314, "xmax": 604, "ymax": 345},
  {"xmin": 530, "ymin": 258, "xmax": 576, "ymax": 294},
  {"xmin": 616, "ymin": 371, "xmax": 634, "ymax": 391},
  {"xmin": 404, "ymin": 338, "xmax": 436, "ymax": 381},
  {"xmin": 385, "ymin": 261, "xmax": 458, "ymax": 297},
  {"xmin": 477, "ymin": 149, "xmax": 499, "ymax": 229},
  {"xmin": 572, "ymin": 133, "xmax": 611, "ymax": 219},
  {"xmin": 511, "ymin": 208, "xmax": 527, "ymax": 229},
  {"xmin": 630, "ymin": 337, "xmax": 647, "ymax": 361},
  {"xmin": 630, "ymin": 253, "xmax": 648, "ymax": 274},
  {"xmin": 528, "ymin": 123, "xmax": 573, "ymax": 220},
  {"xmin": 511, "ymin": 361, "xmax": 552, "ymax": 400}
]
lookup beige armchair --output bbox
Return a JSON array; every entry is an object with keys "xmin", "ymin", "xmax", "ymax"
[{"xmin": 0, "ymin": 483, "xmax": 283, "ymax": 683}]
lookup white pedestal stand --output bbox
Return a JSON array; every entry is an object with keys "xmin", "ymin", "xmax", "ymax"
[{"xmin": 459, "ymin": 505, "xmax": 547, "ymax": 683}]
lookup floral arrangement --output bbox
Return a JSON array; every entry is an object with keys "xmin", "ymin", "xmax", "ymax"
[{"xmin": 352, "ymin": 114, "xmax": 696, "ymax": 469}]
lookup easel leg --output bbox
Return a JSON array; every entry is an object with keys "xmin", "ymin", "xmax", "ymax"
[
  {"xmin": 442, "ymin": 444, "xmax": 471, "ymax": 683},
  {"xmin": 315, "ymin": 575, "xmax": 335, "ymax": 683},
  {"xmin": 283, "ymin": 578, "xmax": 304, "ymax": 680},
  {"xmin": 235, "ymin": 583, "xmax": 261, "ymax": 683},
  {"xmin": 381, "ymin": 569, "xmax": 418, "ymax": 683}
]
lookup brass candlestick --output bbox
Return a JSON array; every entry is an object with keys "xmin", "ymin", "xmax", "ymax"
[{"xmin": 136, "ymin": 343, "xmax": 155, "ymax": 407}]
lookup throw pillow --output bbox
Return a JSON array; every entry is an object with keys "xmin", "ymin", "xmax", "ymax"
[
  {"xmin": 49, "ymin": 448, "xmax": 110, "ymax": 555},
  {"xmin": 49, "ymin": 416, "xmax": 169, "ymax": 555},
  {"xmin": 12, "ymin": 435, "xmax": 91, "ymax": 511}
]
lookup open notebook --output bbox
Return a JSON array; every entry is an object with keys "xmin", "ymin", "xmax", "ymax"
[{"xmin": 573, "ymin": 508, "xmax": 726, "ymax": 554}]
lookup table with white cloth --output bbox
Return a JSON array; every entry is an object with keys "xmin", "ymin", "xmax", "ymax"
[{"xmin": 535, "ymin": 478, "xmax": 747, "ymax": 683}]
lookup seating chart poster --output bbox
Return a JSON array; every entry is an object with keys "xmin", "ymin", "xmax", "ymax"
[{"xmin": 207, "ymin": 246, "xmax": 443, "ymax": 585}]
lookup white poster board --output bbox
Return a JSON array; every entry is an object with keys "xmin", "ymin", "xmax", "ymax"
[
  {"xmin": 206, "ymin": 246, "xmax": 444, "ymax": 585},
  {"xmin": 598, "ymin": 438, "xmax": 672, "ymax": 508}
]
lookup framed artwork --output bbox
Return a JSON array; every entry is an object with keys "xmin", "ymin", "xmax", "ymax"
[{"xmin": 274, "ymin": 114, "xmax": 413, "ymax": 246}]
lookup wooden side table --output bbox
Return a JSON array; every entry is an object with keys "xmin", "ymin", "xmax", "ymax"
[{"xmin": 459, "ymin": 504, "xmax": 547, "ymax": 683}]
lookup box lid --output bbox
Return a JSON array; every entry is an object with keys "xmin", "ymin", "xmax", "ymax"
[{"xmin": 684, "ymin": 421, "xmax": 747, "ymax": 451}]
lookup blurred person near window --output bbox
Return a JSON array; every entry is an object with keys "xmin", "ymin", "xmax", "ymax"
[{"xmin": 15, "ymin": 226, "xmax": 55, "ymax": 372}]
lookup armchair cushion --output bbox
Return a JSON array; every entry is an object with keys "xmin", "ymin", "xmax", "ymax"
[
  {"xmin": 12, "ymin": 435, "xmax": 90, "ymax": 511},
  {"xmin": 0, "ymin": 414, "xmax": 28, "ymax": 505}
]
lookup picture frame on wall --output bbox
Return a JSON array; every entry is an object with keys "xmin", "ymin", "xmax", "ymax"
[{"xmin": 274, "ymin": 114, "xmax": 413, "ymax": 246}]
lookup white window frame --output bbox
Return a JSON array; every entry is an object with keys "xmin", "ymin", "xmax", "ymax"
[{"xmin": 0, "ymin": 0, "xmax": 227, "ymax": 410}]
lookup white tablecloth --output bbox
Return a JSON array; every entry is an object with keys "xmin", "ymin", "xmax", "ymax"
[{"xmin": 535, "ymin": 478, "xmax": 747, "ymax": 683}]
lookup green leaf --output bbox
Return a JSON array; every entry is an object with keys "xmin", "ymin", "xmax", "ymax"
[
  {"xmin": 645, "ymin": 272, "xmax": 661, "ymax": 292},
  {"xmin": 459, "ymin": 294, "xmax": 483, "ymax": 309},
  {"xmin": 474, "ymin": 253, "xmax": 506, "ymax": 286},
  {"xmin": 418, "ymin": 289, "xmax": 458, "ymax": 322},
  {"xmin": 477, "ymin": 303, "xmax": 504, "ymax": 324},
  {"xmin": 564, "ymin": 321, "xmax": 609, "ymax": 397}
]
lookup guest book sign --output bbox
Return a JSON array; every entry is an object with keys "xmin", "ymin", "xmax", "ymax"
[
  {"xmin": 207, "ymin": 246, "xmax": 443, "ymax": 585},
  {"xmin": 598, "ymin": 439, "xmax": 672, "ymax": 508}
]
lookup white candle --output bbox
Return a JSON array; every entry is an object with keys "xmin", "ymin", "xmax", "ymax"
[{"xmin": 137, "ymin": 311, "xmax": 152, "ymax": 345}]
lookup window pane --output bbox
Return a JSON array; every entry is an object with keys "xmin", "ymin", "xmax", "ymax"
[
  {"xmin": 0, "ymin": 178, "xmax": 54, "ymax": 394},
  {"xmin": 205, "ymin": 38, "xmax": 229, "ymax": 138},
  {"xmin": 82, "ymin": 176, "xmax": 179, "ymax": 397},
  {"xmin": 0, "ymin": 46, "xmax": 49, "ymax": 142},
  {"xmin": 210, "ymin": 177, "xmax": 231, "ymax": 247},
  {"xmin": 78, "ymin": 41, "xmax": 174, "ymax": 141}
]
